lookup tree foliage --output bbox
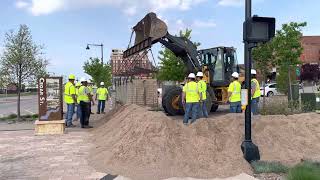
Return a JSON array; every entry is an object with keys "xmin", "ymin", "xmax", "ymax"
[
  {"xmin": 157, "ymin": 28, "xmax": 200, "ymax": 82},
  {"xmin": 83, "ymin": 57, "xmax": 112, "ymax": 87},
  {"xmin": 273, "ymin": 22, "xmax": 307, "ymax": 94},
  {"xmin": 0, "ymin": 24, "xmax": 48, "ymax": 119}
]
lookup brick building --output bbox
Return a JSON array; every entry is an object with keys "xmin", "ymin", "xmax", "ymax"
[
  {"xmin": 300, "ymin": 36, "xmax": 320, "ymax": 64},
  {"xmin": 110, "ymin": 48, "xmax": 153, "ymax": 76}
]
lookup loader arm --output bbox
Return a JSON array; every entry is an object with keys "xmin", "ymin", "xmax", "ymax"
[{"xmin": 123, "ymin": 12, "xmax": 201, "ymax": 73}]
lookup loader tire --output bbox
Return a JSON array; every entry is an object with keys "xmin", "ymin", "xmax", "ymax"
[
  {"xmin": 162, "ymin": 86, "xmax": 184, "ymax": 116},
  {"xmin": 211, "ymin": 104, "xmax": 219, "ymax": 112}
]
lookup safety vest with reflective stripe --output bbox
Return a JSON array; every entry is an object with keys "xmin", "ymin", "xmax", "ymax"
[
  {"xmin": 97, "ymin": 87, "xmax": 108, "ymax": 100},
  {"xmin": 228, "ymin": 80, "xmax": 241, "ymax": 102},
  {"xmin": 64, "ymin": 82, "xmax": 75, "ymax": 104},
  {"xmin": 78, "ymin": 86, "xmax": 90, "ymax": 102},
  {"xmin": 251, "ymin": 78, "xmax": 261, "ymax": 99},
  {"xmin": 183, "ymin": 81, "xmax": 200, "ymax": 103},
  {"xmin": 198, "ymin": 80, "xmax": 207, "ymax": 100}
]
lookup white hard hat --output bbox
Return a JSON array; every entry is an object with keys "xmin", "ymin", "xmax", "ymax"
[
  {"xmin": 80, "ymin": 77, "xmax": 87, "ymax": 82},
  {"xmin": 251, "ymin": 69, "xmax": 257, "ymax": 75},
  {"xmin": 100, "ymin": 82, "xmax": 104, "ymax": 85},
  {"xmin": 188, "ymin": 73, "xmax": 196, "ymax": 79},
  {"xmin": 196, "ymin": 72, "xmax": 204, "ymax": 77},
  {"xmin": 231, "ymin": 72, "xmax": 239, "ymax": 78},
  {"xmin": 87, "ymin": 79, "xmax": 91, "ymax": 83}
]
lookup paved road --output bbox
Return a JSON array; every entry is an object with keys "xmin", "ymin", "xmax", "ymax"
[{"xmin": 0, "ymin": 95, "xmax": 38, "ymax": 118}]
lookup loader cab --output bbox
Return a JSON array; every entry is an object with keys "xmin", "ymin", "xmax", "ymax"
[{"xmin": 199, "ymin": 47, "xmax": 239, "ymax": 87}]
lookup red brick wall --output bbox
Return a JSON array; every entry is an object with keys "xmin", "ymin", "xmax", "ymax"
[{"xmin": 300, "ymin": 36, "xmax": 320, "ymax": 64}]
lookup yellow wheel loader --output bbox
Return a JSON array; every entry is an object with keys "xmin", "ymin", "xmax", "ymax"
[{"xmin": 124, "ymin": 12, "xmax": 240, "ymax": 116}]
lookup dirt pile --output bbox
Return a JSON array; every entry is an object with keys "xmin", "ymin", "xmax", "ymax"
[{"xmin": 89, "ymin": 105, "xmax": 320, "ymax": 180}]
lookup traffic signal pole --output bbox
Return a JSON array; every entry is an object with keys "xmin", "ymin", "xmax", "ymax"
[{"xmin": 241, "ymin": 0, "xmax": 260, "ymax": 162}]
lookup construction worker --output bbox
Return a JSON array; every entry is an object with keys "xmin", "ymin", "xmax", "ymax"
[
  {"xmin": 78, "ymin": 78, "xmax": 94, "ymax": 128},
  {"xmin": 75, "ymin": 82, "xmax": 81, "ymax": 121},
  {"xmin": 87, "ymin": 79, "xmax": 94, "ymax": 115},
  {"xmin": 182, "ymin": 73, "xmax": 200, "ymax": 125},
  {"xmin": 251, "ymin": 69, "xmax": 261, "ymax": 115},
  {"xmin": 96, "ymin": 82, "xmax": 109, "ymax": 114},
  {"xmin": 196, "ymin": 72, "xmax": 208, "ymax": 118},
  {"xmin": 227, "ymin": 72, "xmax": 242, "ymax": 113},
  {"xmin": 64, "ymin": 74, "xmax": 77, "ymax": 127}
]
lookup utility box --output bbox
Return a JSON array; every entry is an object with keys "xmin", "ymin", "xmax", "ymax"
[{"xmin": 301, "ymin": 93, "xmax": 318, "ymax": 112}]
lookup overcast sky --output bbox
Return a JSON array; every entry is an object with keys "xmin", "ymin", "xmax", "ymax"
[{"xmin": 0, "ymin": 0, "xmax": 319, "ymax": 79}]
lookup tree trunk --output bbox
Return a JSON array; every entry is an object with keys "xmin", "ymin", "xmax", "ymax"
[{"xmin": 17, "ymin": 63, "xmax": 22, "ymax": 121}]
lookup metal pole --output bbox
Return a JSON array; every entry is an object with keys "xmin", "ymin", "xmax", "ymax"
[
  {"xmin": 241, "ymin": 0, "xmax": 260, "ymax": 163},
  {"xmin": 101, "ymin": 44, "xmax": 104, "ymax": 64},
  {"xmin": 244, "ymin": 0, "xmax": 252, "ymax": 141}
]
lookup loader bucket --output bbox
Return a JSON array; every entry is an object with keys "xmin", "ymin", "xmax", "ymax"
[{"xmin": 123, "ymin": 12, "xmax": 168, "ymax": 58}]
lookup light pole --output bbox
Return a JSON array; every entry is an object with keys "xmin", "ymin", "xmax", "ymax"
[{"xmin": 86, "ymin": 43, "xmax": 104, "ymax": 64}]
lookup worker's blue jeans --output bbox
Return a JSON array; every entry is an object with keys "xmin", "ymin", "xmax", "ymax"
[
  {"xmin": 183, "ymin": 102, "xmax": 199, "ymax": 124},
  {"xmin": 97, "ymin": 100, "xmax": 106, "ymax": 113},
  {"xmin": 251, "ymin": 98, "xmax": 260, "ymax": 115},
  {"xmin": 230, "ymin": 101, "xmax": 241, "ymax": 113},
  {"xmin": 76, "ymin": 104, "xmax": 81, "ymax": 120},
  {"xmin": 66, "ymin": 103, "xmax": 75, "ymax": 126},
  {"xmin": 199, "ymin": 100, "xmax": 209, "ymax": 118}
]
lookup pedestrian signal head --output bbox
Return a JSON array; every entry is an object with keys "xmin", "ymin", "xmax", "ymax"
[
  {"xmin": 232, "ymin": 72, "xmax": 239, "ymax": 78},
  {"xmin": 68, "ymin": 74, "xmax": 75, "ymax": 80}
]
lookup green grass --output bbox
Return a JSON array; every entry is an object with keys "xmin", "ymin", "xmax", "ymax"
[
  {"xmin": 287, "ymin": 161, "xmax": 320, "ymax": 180},
  {"xmin": 251, "ymin": 161, "xmax": 289, "ymax": 174},
  {"xmin": 0, "ymin": 113, "xmax": 38, "ymax": 121},
  {"xmin": 0, "ymin": 92, "xmax": 37, "ymax": 98}
]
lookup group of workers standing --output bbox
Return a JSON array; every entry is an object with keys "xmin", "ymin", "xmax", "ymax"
[
  {"xmin": 64, "ymin": 74, "xmax": 109, "ymax": 128},
  {"xmin": 227, "ymin": 69, "xmax": 261, "ymax": 115},
  {"xmin": 181, "ymin": 69, "xmax": 261, "ymax": 125},
  {"xmin": 181, "ymin": 72, "xmax": 208, "ymax": 125}
]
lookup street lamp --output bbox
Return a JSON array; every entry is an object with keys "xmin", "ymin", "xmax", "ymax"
[{"xmin": 86, "ymin": 43, "xmax": 104, "ymax": 64}]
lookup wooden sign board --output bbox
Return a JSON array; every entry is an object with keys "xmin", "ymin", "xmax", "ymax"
[{"xmin": 38, "ymin": 77, "xmax": 63, "ymax": 121}]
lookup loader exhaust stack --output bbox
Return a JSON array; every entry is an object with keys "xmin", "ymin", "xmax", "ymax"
[{"xmin": 124, "ymin": 12, "xmax": 168, "ymax": 58}]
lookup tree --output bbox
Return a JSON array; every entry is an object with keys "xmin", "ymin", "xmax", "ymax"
[
  {"xmin": 273, "ymin": 22, "xmax": 307, "ymax": 94},
  {"xmin": 0, "ymin": 24, "xmax": 48, "ymax": 120},
  {"xmin": 157, "ymin": 28, "xmax": 200, "ymax": 82},
  {"xmin": 83, "ymin": 58, "xmax": 112, "ymax": 87},
  {"xmin": 252, "ymin": 41, "xmax": 275, "ymax": 108}
]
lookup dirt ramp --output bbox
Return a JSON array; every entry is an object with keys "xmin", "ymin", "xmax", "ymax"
[{"xmin": 90, "ymin": 105, "xmax": 251, "ymax": 180}]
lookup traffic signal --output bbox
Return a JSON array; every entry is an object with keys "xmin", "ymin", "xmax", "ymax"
[{"xmin": 244, "ymin": 15, "xmax": 276, "ymax": 43}]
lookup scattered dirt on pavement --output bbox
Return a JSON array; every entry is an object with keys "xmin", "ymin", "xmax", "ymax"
[{"xmin": 89, "ymin": 104, "xmax": 320, "ymax": 180}]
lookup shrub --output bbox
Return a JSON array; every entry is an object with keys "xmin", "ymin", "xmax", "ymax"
[
  {"xmin": 259, "ymin": 97, "xmax": 307, "ymax": 115},
  {"xmin": 32, "ymin": 114, "xmax": 38, "ymax": 119},
  {"xmin": 8, "ymin": 114, "xmax": 17, "ymax": 119},
  {"xmin": 287, "ymin": 161, "xmax": 320, "ymax": 180},
  {"xmin": 251, "ymin": 161, "xmax": 289, "ymax": 174}
]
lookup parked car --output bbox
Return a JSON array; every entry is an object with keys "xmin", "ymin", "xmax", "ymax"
[{"xmin": 260, "ymin": 83, "xmax": 279, "ymax": 97}]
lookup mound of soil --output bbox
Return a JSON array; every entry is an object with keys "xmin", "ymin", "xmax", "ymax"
[{"xmin": 89, "ymin": 105, "xmax": 320, "ymax": 180}]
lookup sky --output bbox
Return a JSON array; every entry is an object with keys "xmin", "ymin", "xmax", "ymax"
[{"xmin": 0, "ymin": 0, "xmax": 319, "ymax": 79}]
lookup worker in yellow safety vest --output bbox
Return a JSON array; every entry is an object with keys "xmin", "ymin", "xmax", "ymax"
[
  {"xmin": 182, "ymin": 73, "xmax": 200, "ymax": 125},
  {"xmin": 78, "ymin": 77, "xmax": 94, "ymax": 128},
  {"xmin": 227, "ymin": 72, "xmax": 242, "ymax": 113},
  {"xmin": 64, "ymin": 74, "xmax": 77, "ymax": 127},
  {"xmin": 196, "ymin": 72, "xmax": 208, "ymax": 118},
  {"xmin": 75, "ymin": 82, "xmax": 81, "ymax": 120},
  {"xmin": 251, "ymin": 69, "xmax": 261, "ymax": 115},
  {"xmin": 96, "ymin": 82, "xmax": 109, "ymax": 114}
]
